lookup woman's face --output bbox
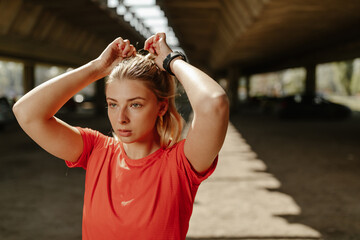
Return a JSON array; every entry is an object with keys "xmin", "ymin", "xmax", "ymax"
[{"xmin": 106, "ymin": 79, "xmax": 166, "ymax": 144}]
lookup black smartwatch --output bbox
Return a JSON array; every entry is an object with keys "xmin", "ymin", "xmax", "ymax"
[{"xmin": 163, "ymin": 51, "xmax": 187, "ymax": 76}]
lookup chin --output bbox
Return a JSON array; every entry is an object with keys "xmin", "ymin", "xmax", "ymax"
[{"xmin": 116, "ymin": 136, "xmax": 135, "ymax": 143}]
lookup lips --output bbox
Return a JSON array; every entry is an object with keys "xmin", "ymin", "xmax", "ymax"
[{"xmin": 117, "ymin": 129, "xmax": 132, "ymax": 137}]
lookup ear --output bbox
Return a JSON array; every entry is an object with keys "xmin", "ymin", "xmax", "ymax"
[{"xmin": 158, "ymin": 99, "xmax": 169, "ymax": 117}]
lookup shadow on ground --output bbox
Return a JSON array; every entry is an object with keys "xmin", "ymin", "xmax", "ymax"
[
  {"xmin": 230, "ymin": 110, "xmax": 360, "ymax": 240},
  {"xmin": 1, "ymin": 100, "xmax": 359, "ymax": 239},
  {"xmin": 0, "ymin": 95, "xmax": 192, "ymax": 240},
  {"xmin": 0, "ymin": 113, "xmax": 113, "ymax": 240}
]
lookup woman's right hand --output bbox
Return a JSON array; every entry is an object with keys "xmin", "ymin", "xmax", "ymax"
[
  {"xmin": 13, "ymin": 37, "xmax": 134, "ymax": 163},
  {"xmin": 95, "ymin": 37, "xmax": 136, "ymax": 78}
]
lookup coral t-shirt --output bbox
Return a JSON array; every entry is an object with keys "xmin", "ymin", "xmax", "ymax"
[{"xmin": 66, "ymin": 127, "xmax": 217, "ymax": 240}]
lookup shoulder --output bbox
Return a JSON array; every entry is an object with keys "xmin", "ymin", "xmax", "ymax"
[
  {"xmin": 76, "ymin": 127, "xmax": 116, "ymax": 149},
  {"xmin": 165, "ymin": 139, "xmax": 217, "ymax": 185},
  {"xmin": 66, "ymin": 127, "xmax": 118, "ymax": 169},
  {"xmin": 159, "ymin": 139, "xmax": 186, "ymax": 170},
  {"xmin": 76, "ymin": 127, "xmax": 102, "ymax": 138},
  {"xmin": 165, "ymin": 139, "xmax": 186, "ymax": 155}
]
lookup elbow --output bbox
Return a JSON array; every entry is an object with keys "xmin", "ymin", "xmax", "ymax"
[
  {"xmin": 12, "ymin": 101, "xmax": 30, "ymax": 125},
  {"xmin": 212, "ymin": 93, "xmax": 230, "ymax": 117},
  {"xmin": 198, "ymin": 93, "xmax": 230, "ymax": 119},
  {"xmin": 12, "ymin": 101, "xmax": 21, "ymax": 120},
  {"xmin": 12, "ymin": 101, "xmax": 23, "ymax": 123}
]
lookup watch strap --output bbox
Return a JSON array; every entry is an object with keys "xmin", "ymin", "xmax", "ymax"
[{"xmin": 163, "ymin": 51, "xmax": 187, "ymax": 76}]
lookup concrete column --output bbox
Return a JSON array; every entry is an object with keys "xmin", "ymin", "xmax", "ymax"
[
  {"xmin": 305, "ymin": 64, "xmax": 316, "ymax": 97},
  {"xmin": 95, "ymin": 78, "xmax": 106, "ymax": 116},
  {"xmin": 23, "ymin": 61, "xmax": 35, "ymax": 93},
  {"xmin": 245, "ymin": 75, "xmax": 250, "ymax": 101},
  {"xmin": 227, "ymin": 65, "xmax": 240, "ymax": 112}
]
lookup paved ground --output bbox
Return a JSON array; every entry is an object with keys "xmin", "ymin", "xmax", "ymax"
[
  {"xmin": 1, "ymin": 110, "xmax": 360, "ymax": 240},
  {"xmin": 187, "ymin": 123, "xmax": 321, "ymax": 239}
]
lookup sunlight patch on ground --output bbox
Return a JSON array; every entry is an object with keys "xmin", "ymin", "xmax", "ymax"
[
  {"xmin": 327, "ymin": 95, "xmax": 360, "ymax": 111},
  {"xmin": 187, "ymin": 123, "xmax": 321, "ymax": 239}
]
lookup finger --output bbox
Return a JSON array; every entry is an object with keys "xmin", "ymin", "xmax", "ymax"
[
  {"xmin": 155, "ymin": 32, "xmax": 166, "ymax": 43},
  {"xmin": 121, "ymin": 40, "xmax": 131, "ymax": 57},
  {"xmin": 127, "ymin": 44, "xmax": 136, "ymax": 57},
  {"xmin": 150, "ymin": 37, "xmax": 160, "ymax": 55},
  {"xmin": 155, "ymin": 32, "xmax": 165, "ymax": 41},
  {"xmin": 144, "ymin": 35, "xmax": 155, "ymax": 51},
  {"xmin": 146, "ymin": 43, "xmax": 156, "ymax": 55},
  {"xmin": 154, "ymin": 34, "xmax": 160, "ymax": 42},
  {"xmin": 116, "ymin": 37, "xmax": 124, "ymax": 49},
  {"xmin": 151, "ymin": 46, "xmax": 157, "ymax": 55},
  {"xmin": 131, "ymin": 45, "xmax": 137, "ymax": 56},
  {"xmin": 113, "ymin": 37, "xmax": 123, "ymax": 45},
  {"xmin": 119, "ymin": 39, "xmax": 129, "ymax": 51},
  {"xmin": 144, "ymin": 36, "xmax": 154, "ymax": 49}
]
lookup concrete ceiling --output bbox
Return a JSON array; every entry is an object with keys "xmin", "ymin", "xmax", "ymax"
[
  {"xmin": 159, "ymin": 0, "xmax": 360, "ymax": 75},
  {"xmin": 0, "ymin": 0, "xmax": 145, "ymax": 66},
  {"xmin": 1, "ymin": 0, "xmax": 360, "ymax": 75}
]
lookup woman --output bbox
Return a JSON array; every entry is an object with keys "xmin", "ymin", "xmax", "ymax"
[{"xmin": 13, "ymin": 33, "xmax": 229, "ymax": 239}]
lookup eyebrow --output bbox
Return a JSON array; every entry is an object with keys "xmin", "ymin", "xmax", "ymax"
[{"xmin": 106, "ymin": 97, "xmax": 146, "ymax": 102}]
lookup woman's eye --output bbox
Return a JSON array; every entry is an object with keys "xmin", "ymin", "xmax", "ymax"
[
  {"xmin": 108, "ymin": 103, "xmax": 117, "ymax": 108},
  {"xmin": 130, "ymin": 103, "xmax": 143, "ymax": 108}
]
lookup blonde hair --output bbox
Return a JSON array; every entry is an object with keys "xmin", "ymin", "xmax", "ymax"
[{"xmin": 106, "ymin": 54, "xmax": 183, "ymax": 148}]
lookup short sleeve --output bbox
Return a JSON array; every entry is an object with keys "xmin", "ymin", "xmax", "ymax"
[
  {"xmin": 65, "ymin": 127, "xmax": 100, "ymax": 169},
  {"xmin": 174, "ymin": 139, "xmax": 218, "ymax": 186}
]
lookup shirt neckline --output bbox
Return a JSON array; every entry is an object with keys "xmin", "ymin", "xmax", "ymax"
[{"xmin": 119, "ymin": 142, "xmax": 165, "ymax": 167}]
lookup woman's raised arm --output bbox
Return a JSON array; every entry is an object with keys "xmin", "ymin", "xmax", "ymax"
[
  {"xmin": 145, "ymin": 33, "xmax": 229, "ymax": 173},
  {"xmin": 13, "ymin": 38, "xmax": 136, "ymax": 162}
]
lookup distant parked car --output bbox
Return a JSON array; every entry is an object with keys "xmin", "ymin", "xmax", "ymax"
[
  {"xmin": 278, "ymin": 94, "xmax": 351, "ymax": 120},
  {"xmin": 0, "ymin": 97, "xmax": 15, "ymax": 130}
]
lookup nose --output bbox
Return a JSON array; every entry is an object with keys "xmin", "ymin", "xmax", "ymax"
[{"xmin": 118, "ymin": 107, "xmax": 129, "ymax": 124}]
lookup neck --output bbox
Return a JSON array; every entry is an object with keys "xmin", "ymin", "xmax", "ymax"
[{"xmin": 122, "ymin": 131, "xmax": 161, "ymax": 159}]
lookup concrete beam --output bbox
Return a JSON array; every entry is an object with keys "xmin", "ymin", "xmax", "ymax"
[
  {"xmin": 305, "ymin": 64, "xmax": 316, "ymax": 97},
  {"xmin": 23, "ymin": 61, "xmax": 35, "ymax": 93},
  {"xmin": 227, "ymin": 65, "xmax": 240, "ymax": 113}
]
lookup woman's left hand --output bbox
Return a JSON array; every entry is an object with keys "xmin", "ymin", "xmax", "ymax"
[{"xmin": 144, "ymin": 32, "xmax": 172, "ymax": 71}]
